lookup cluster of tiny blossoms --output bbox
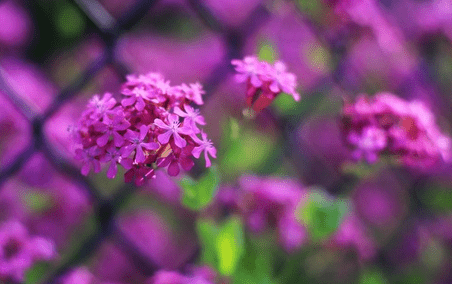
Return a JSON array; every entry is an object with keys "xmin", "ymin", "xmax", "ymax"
[
  {"xmin": 219, "ymin": 176, "xmax": 307, "ymax": 252},
  {"xmin": 231, "ymin": 56, "xmax": 300, "ymax": 114},
  {"xmin": 74, "ymin": 72, "xmax": 216, "ymax": 186},
  {"xmin": 341, "ymin": 92, "xmax": 451, "ymax": 167}
]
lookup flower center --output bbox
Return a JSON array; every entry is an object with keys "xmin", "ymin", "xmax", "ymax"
[{"xmin": 171, "ymin": 121, "xmax": 180, "ymax": 131}]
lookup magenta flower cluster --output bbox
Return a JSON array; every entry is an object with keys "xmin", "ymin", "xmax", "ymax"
[
  {"xmin": 219, "ymin": 176, "xmax": 307, "ymax": 252},
  {"xmin": 231, "ymin": 56, "xmax": 300, "ymax": 113},
  {"xmin": 73, "ymin": 73, "xmax": 216, "ymax": 186},
  {"xmin": 341, "ymin": 92, "xmax": 451, "ymax": 166},
  {"xmin": 0, "ymin": 220, "xmax": 56, "ymax": 283}
]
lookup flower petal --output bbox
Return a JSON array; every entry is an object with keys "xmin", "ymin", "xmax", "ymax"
[
  {"xmin": 173, "ymin": 107, "xmax": 187, "ymax": 117},
  {"xmin": 207, "ymin": 146, "xmax": 217, "ymax": 158},
  {"xmin": 158, "ymin": 130, "xmax": 172, "ymax": 145},
  {"xmin": 173, "ymin": 132, "xmax": 187, "ymax": 148},
  {"xmin": 121, "ymin": 145, "xmax": 135, "ymax": 157},
  {"xmin": 204, "ymin": 151, "xmax": 211, "ymax": 167},
  {"xmin": 168, "ymin": 114, "xmax": 180, "ymax": 124},
  {"xmin": 81, "ymin": 163, "xmax": 90, "ymax": 176},
  {"xmin": 135, "ymin": 145, "xmax": 145, "ymax": 163},
  {"xmin": 168, "ymin": 161, "xmax": 180, "ymax": 176},
  {"xmin": 96, "ymin": 133, "xmax": 110, "ymax": 147},
  {"xmin": 107, "ymin": 161, "xmax": 118, "ymax": 179},
  {"xmin": 142, "ymin": 142, "xmax": 159, "ymax": 150},
  {"xmin": 113, "ymin": 132, "xmax": 125, "ymax": 147},
  {"xmin": 124, "ymin": 129, "xmax": 138, "ymax": 141},
  {"xmin": 120, "ymin": 158, "xmax": 133, "ymax": 170},
  {"xmin": 121, "ymin": 97, "xmax": 135, "ymax": 107},
  {"xmin": 136, "ymin": 97, "xmax": 145, "ymax": 111},
  {"xmin": 154, "ymin": 119, "xmax": 170, "ymax": 130},
  {"xmin": 192, "ymin": 146, "xmax": 203, "ymax": 158},
  {"xmin": 92, "ymin": 160, "xmax": 102, "ymax": 173},
  {"xmin": 139, "ymin": 125, "xmax": 150, "ymax": 140}
]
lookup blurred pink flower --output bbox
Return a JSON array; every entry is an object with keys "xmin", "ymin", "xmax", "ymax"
[
  {"xmin": 341, "ymin": 92, "xmax": 451, "ymax": 167},
  {"xmin": 0, "ymin": 220, "xmax": 56, "ymax": 283},
  {"xmin": 327, "ymin": 214, "xmax": 376, "ymax": 262},
  {"xmin": 232, "ymin": 56, "xmax": 300, "ymax": 113}
]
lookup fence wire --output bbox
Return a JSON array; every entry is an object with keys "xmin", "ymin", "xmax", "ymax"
[{"xmin": 0, "ymin": 0, "xmax": 384, "ymax": 283}]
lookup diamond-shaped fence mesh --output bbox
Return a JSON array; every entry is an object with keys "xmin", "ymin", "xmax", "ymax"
[{"xmin": 0, "ymin": 0, "xmax": 427, "ymax": 282}]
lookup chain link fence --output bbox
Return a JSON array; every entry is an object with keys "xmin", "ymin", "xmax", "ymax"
[{"xmin": 0, "ymin": 0, "xmax": 440, "ymax": 283}]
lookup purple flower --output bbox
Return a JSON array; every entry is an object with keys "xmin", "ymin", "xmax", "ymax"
[
  {"xmin": 348, "ymin": 126, "xmax": 387, "ymax": 163},
  {"xmin": 73, "ymin": 72, "xmax": 215, "ymax": 182},
  {"xmin": 341, "ymin": 92, "xmax": 451, "ymax": 167},
  {"xmin": 185, "ymin": 82, "xmax": 205, "ymax": 105},
  {"xmin": 174, "ymin": 105, "xmax": 206, "ymax": 133},
  {"xmin": 278, "ymin": 216, "xmax": 308, "ymax": 252},
  {"xmin": 157, "ymin": 148, "xmax": 194, "ymax": 177},
  {"xmin": 85, "ymin": 93, "xmax": 117, "ymax": 121},
  {"xmin": 100, "ymin": 145, "xmax": 133, "ymax": 179},
  {"xmin": 154, "ymin": 114, "xmax": 193, "ymax": 148},
  {"xmin": 231, "ymin": 56, "xmax": 267, "ymax": 87},
  {"xmin": 329, "ymin": 214, "xmax": 376, "ymax": 262},
  {"xmin": 225, "ymin": 175, "xmax": 308, "ymax": 252},
  {"xmin": 192, "ymin": 132, "xmax": 217, "ymax": 167},
  {"xmin": 94, "ymin": 114, "xmax": 131, "ymax": 147},
  {"xmin": 75, "ymin": 146, "xmax": 102, "ymax": 176},
  {"xmin": 121, "ymin": 73, "xmax": 172, "ymax": 109},
  {"xmin": 231, "ymin": 56, "xmax": 300, "ymax": 113},
  {"xmin": 170, "ymin": 83, "xmax": 205, "ymax": 105},
  {"xmin": 0, "ymin": 220, "xmax": 56, "ymax": 282},
  {"xmin": 121, "ymin": 86, "xmax": 151, "ymax": 111},
  {"xmin": 60, "ymin": 267, "xmax": 95, "ymax": 284},
  {"xmin": 269, "ymin": 61, "xmax": 300, "ymax": 102},
  {"xmin": 122, "ymin": 125, "xmax": 159, "ymax": 163},
  {"xmin": 124, "ymin": 165, "xmax": 156, "ymax": 186}
]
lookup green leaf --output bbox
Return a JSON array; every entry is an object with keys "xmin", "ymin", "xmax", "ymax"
[
  {"xmin": 216, "ymin": 216, "xmax": 245, "ymax": 276},
  {"xmin": 56, "ymin": 4, "xmax": 86, "ymax": 38},
  {"xmin": 22, "ymin": 191, "xmax": 54, "ymax": 213},
  {"xmin": 421, "ymin": 183, "xmax": 452, "ymax": 212},
  {"xmin": 258, "ymin": 41, "xmax": 277, "ymax": 63},
  {"xmin": 221, "ymin": 129, "xmax": 276, "ymax": 180},
  {"xmin": 341, "ymin": 160, "xmax": 384, "ymax": 179},
  {"xmin": 359, "ymin": 268, "xmax": 388, "ymax": 284},
  {"xmin": 181, "ymin": 166, "xmax": 220, "ymax": 210},
  {"xmin": 25, "ymin": 262, "xmax": 50, "ymax": 284},
  {"xmin": 298, "ymin": 189, "xmax": 349, "ymax": 241},
  {"xmin": 234, "ymin": 235, "xmax": 277, "ymax": 284},
  {"xmin": 273, "ymin": 93, "xmax": 299, "ymax": 114},
  {"xmin": 196, "ymin": 219, "xmax": 219, "ymax": 267}
]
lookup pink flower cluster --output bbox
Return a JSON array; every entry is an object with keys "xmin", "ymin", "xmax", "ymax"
[
  {"xmin": 231, "ymin": 56, "xmax": 300, "ymax": 114},
  {"xmin": 341, "ymin": 92, "xmax": 451, "ymax": 167},
  {"xmin": 326, "ymin": 214, "xmax": 376, "ymax": 262},
  {"xmin": 0, "ymin": 220, "xmax": 56, "ymax": 282},
  {"xmin": 220, "ymin": 176, "xmax": 308, "ymax": 252},
  {"xmin": 73, "ymin": 73, "xmax": 216, "ymax": 186}
]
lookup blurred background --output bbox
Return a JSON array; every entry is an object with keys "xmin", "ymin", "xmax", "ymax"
[{"xmin": 1, "ymin": 0, "xmax": 452, "ymax": 283}]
